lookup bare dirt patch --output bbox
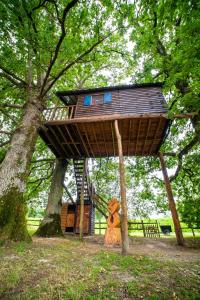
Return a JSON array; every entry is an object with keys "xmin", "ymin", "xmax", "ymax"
[{"xmin": 83, "ymin": 235, "xmax": 200, "ymax": 262}]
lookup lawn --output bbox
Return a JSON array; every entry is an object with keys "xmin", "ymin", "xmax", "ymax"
[{"xmin": 0, "ymin": 236, "xmax": 200, "ymax": 300}]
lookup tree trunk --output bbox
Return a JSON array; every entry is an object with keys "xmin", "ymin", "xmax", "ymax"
[
  {"xmin": 0, "ymin": 93, "xmax": 43, "ymax": 242},
  {"xmin": 159, "ymin": 153, "xmax": 185, "ymax": 246},
  {"xmin": 114, "ymin": 120, "xmax": 129, "ymax": 255},
  {"xmin": 36, "ymin": 159, "xmax": 68, "ymax": 237}
]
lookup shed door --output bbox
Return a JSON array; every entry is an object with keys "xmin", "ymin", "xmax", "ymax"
[{"xmin": 75, "ymin": 205, "xmax": 90, "ymax": 234}]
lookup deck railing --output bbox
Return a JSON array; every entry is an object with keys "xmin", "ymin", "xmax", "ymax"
[{"xmin": 43, "ymin": 105, "xmax": 76, "ymax": 121}]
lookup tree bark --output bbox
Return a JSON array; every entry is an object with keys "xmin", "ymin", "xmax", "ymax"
[
  {"xmin": 0, "ymin": 92, "xmax": 43, "ymax": 242},
  {"xmin": 114, "ymin": 120, "xmax": 129, "ymax": 255},
  {"xmin": 159, "ymin": 152, "xmax": 185, "ymax": 246},
  {"xmin": 36, "ymin": 159, "xmax": 68, "ymax": 237}
]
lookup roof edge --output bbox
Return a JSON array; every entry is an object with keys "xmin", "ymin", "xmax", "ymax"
[{"xmin": 56, "ymin": 82, "xmax": 163, "ymax": 98}]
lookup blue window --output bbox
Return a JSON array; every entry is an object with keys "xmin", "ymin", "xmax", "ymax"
[
  {"xmin": 84, "ymin": 95, "xmax": 92, "ymax": 106},
  {"xmin": 103, "ymin": 92, "xmax": 112, "ymax": 104}
]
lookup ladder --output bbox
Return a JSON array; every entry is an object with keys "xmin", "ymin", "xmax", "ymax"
[{"xmin": 73, "ymin": 158, "xmax": 108, "ymax": 218}]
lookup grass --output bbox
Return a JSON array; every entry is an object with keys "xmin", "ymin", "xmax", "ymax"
[{"xmin": 0, "ymin": 236, "xmax": 200, "ymax": 299}]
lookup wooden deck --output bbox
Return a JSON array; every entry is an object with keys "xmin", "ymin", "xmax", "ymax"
[{"xmin": 39, "ymin": 110, "xmax": 169, "ymax": 158}]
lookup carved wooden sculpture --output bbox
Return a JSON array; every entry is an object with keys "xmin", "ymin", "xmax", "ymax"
[{"xmin": 104, "ymin": 198, "xmax": 122, "ymax": 245}]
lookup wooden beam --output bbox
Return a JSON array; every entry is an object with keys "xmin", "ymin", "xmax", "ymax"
[
  {"xmin": 127, "ymin": 119, "xmax": 132, "ymax": 156},
  {"xmin": 135, "ymin": 120, "xmax": 141, "ymax": 155},
  {"xmin": 82, "ymin": 123, "xmax": 95, "ymax": 157},
  {"xmin": 48, "ymin": 126, "xmax": 69, "ymax": 157},
  {"xmin": 79, "ymin": 159, "xmax": 86, "ymax": 240},
  {"xmin": 92, "ymin": 124, "xmax": 101, "ymax": 157},
  {"xmin": 159, "ymin": 152, "xmax": 184, "ymax": 246},
  {"xmin": 57, "ymin": 126, "xmax": 74, "ymax": 156},
  {"xmin": 101, "ymin": 122, "xmax": 108, "ymax": 157},
  {"xmin": 149, "ymin": 118, "xmax": 162, "ymax": 154},
  {"xmin": 142, "ymin": 119, "xmax": 151, "ymax": 155},
  {"xmin": 43, "ymin": 128, "xmax": 64, "ymax": 157},
  {"xmin": 64, "ymin": 125, "xmax": 81, "ymax": 156},
  {"xmin": 75, "ymin": 124, "xmax": 90, "ymax": 157},
  {"xmin": 45, "ymin": 113, "xmax": 167, "ymax": 125},
  {"xmin": 111, "ymin": 122, "xmax": 116, "ymax": 156},
  {"xmin": 114, "ymin": 119, "xmax": 129, "ymax": 255}
]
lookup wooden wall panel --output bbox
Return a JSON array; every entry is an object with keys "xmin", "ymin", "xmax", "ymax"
[
  {"xmin": 75, "ymin": 204, "xmax": 91, "ymax": 234},
  {"xmin": 74, "ymin": 87, "xmax": 166, "ymax": 118},
  {"xmin": 60, "ymin": 203, "xmax": 68, "ymax": 231}
]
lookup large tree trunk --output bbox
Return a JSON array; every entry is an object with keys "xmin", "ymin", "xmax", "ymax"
[
  {"xmin": 36, "ymin": 159, "xmax": 68, "ymax": 237},
  {"xmin": 0, "ymin": 93, "xmax": 43, "ymax": 242}
]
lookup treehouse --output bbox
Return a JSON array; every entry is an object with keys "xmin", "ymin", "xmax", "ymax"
[
  {"xmin": 40, "ymin": 82, "xmax": 168, "ymax": 159},
  {"xmin": 39, "ymin": 83, "xmax": 172, "ymax": 238}
]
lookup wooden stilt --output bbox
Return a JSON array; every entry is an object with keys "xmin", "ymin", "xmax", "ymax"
[
  {"xmin": 159, "ymin": 153, "xmax": 185, "ymax": 246},
  {"xmin": 114, "ymin": 120, "xmax": 129, "ymax": 255},
  {"xmin": 79, "ymin": 159, "xmax": 86, "ymax": 240}
]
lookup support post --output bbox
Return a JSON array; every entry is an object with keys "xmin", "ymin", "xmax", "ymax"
[
  {"xmin": 159, "ymin": 153, "xmax": 184, "ymax": 246},
  {"xmin": 114, "ymin": 120, "xmax": 129, "ymax": 255},
  {"xmin": 141, "ymin": 220, "xmax": 146, "ymax": 237},
  {"xmin": 79, "ymin": 160, "xmax": 86, "ymax": 241}
]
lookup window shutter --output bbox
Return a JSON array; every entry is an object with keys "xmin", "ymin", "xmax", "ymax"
[
  {"xmin": 84, "ymin": 95, "xmax": 92, "ymax": 106},
  {"xmin": 103, "ymin": 92, "xmax": 112, "ymax": 104}
]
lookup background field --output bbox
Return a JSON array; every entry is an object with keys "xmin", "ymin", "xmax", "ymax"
[{"xmin": 27, "ymin": 217, "xmax": 200, "ymax": 237}]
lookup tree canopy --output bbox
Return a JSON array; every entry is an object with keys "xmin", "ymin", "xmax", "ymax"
[{"xmin": 0, "ymin": 0, "xmax": 199, "ymax": 240}]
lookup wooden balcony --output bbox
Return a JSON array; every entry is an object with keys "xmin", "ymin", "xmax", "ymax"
[
  {"xmin": 43, "ymin": 105, "xmax": 76, "ymax": 122},
  {"xmin": 40, "ymin": 107, "xmax": 169, "ymax": 159}
]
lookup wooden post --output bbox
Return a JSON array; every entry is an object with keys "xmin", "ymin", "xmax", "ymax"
[
  {"xmin": 159, "ymin": 153, "xmax": 185, "ymax": 246},
  {"xmin": 191, "ymin": 226, "xmax": 195, "ymax": 237},
  {"xmin": 114, "ymin": 120, "xmax": 129, "ymax": 255},
  {"xmin": 141, "ymin": 220, "xmax": 146, "ymax": 237},
  {"xmin": 99, "ymin": 220, "xmax": 101, "ymax": 235},
  {"xmin": 79, "ymin": 160, "xmax": 86, "ymax": 240}
]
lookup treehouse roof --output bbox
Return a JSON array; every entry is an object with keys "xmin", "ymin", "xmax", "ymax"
[{"xmin": 39, "ymin": 83, "xmax": 169, "ymax": 159}]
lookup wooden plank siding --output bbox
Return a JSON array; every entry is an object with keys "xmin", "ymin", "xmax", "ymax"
[{"xmin": 75, "ymin": 87, "xmax": 166, "ymax": 118}]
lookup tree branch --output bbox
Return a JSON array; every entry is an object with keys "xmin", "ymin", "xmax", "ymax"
[
  {"xmin": 0, "ymin": 108, "xmax": 18, "ymax": 125},
  {"xmin": 31, "ymin": 158, "xmax": 55, "ymax": 163},
  {"xmin": 0, "ymin": 104, "xmax": 23, "ymax": 109},
  {"xmin": 0, "ymin": 130, "xmax": 12, "ymax": 135},
  {"xmin": 0, "ymin": 72, "xmax": 26, "ymax": 88},
  {"xmin": 0, "ymin": 65, "xmax": 27, "ymax": 87},
  {"xmin": 32, "ymin": 0, "xmax": 49, "ymax": 12},
  {"xmin": 43, "ymin": 34, "xmax": 110, "ymax": 96},
  {"xmin": 0, "ymin": 139, "xmax": 10, "ymax": 148},
  {"xmin": 170, "ymin": 135, "xmax": 199, "ymax": 182},
  {"xmin": 40, "ymin": 0, "xmax": 79, "ymax": 95},
  {"xmin": 63, "ymin": 182, "xmax": 75, "ymax": 203}
]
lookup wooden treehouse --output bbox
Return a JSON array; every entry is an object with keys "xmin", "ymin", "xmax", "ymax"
[{"xmin": 39, "ymin": 83, "xmax": 184, "ymax": 247}]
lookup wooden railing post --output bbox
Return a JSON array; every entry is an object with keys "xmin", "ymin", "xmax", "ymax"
[
  {"xmin": 159, "ymin": 153, "xmax": 184, "ymax": 246},
  {"xmin": 114, "ymin": 120, "xmax": 129, "ymax": 255},
  {"xmin": 79, "ymin": 159, "xmax": 87, "ymax": 241}
]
